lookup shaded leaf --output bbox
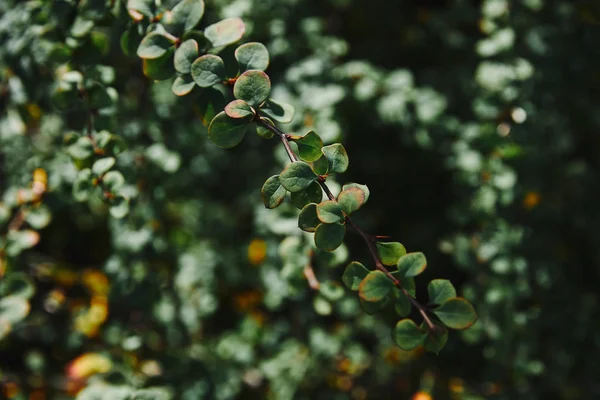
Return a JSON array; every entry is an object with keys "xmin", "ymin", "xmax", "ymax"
[
  {"xmin": 261, "ymin": 99, "xmax": 295, "ymax": 124},
  {"xmin": 422, "ymin": 324, "xmax": 448, "ymax": 354},
  {"xmin": 261, "ymin": 175, "xmax": 286, "ymax": 209},
  {"xmin": 342, "ymin": 261, "xmax": 369, "ymax": 291},
  {"xmin": 427, "ymin": 279, "xmax": 457, "ymax": 306},
  {"xmin": 290, "ymin": 182, "xmax": 322, "ymax": 209},
  {"xmin": 195, "ymin": 88, "xmax": 225, "ymax": 126},
  {"xmin": 172, "ymin": 75, "xmax": 196, "ymax": 96},
  {"xmin": 314, "ymin": 222, "xmax": 345, "ymax": 251},
  {"xmin": 394, "ymin": 288, "xmax": 411, "ymax": 317},
  {"xmin": 298, "ymin": 203, "xmax": 319, "ymax": 232},
  {"xmin": 143, "ymin": 48, "xmax": 176, "ymax": 81},
  {"xmin": 393, "ymin": 319, "xmax": 425, "ymax": 351},
  {"xmin": 208, "ymin": 111, "xmax": 247, "ymax": 148}
]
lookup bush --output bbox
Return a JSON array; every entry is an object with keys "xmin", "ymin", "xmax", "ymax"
[{"xmin": 1, "ymin": 0, "xmax": 599, "ymax": 399}]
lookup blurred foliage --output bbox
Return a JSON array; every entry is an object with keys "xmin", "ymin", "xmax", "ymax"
[{"xmin": 1, "ymin": 0, "xmax": 600, "ymax": 399}]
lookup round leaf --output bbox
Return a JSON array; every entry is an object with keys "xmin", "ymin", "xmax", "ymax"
[
  {"xmin": 298, "ymin": 203, "xmax": 320, "ymax": 232},
  {"xmin": 393, "ymin": 319, "xmax": 425, "ymax": 351},
  {"xmin": 137, "ymin": 32, "xmax": 174, "ymax": 59},
  {"xmin": 233, "ymin": 70, "xmax": 271, "ymax": 107},
  {"xmin": 319, "ymin": 281, "xmax": 344, "ymax": 302},
  {"xmin": 279, "ymin": 161, "xmax": 317, "ymax": 192},
  {"xmin": 342, "ymin": 261, "xmax": 369, "ymax": 291},
  {"xmin": 316, "ymin": 200, "xmax": 344, "ymax": 224},
  {"xmin": 0, "ymin": 296, "xmax": 30, "ymax": 324},
  {"xmin": 235, "ymin": 42, "xmax": 270, "ymax": 71},
  {"xmin": 92, "ymin": 157, "xmax": 115, "ymax": 176},
  {"xmin": 433, "ymin": 298, "xmax": 478, "ymax": 330},
  {"xmin": 225, "ymin": 99, "xmax": 254, "ymax": 119},
  {"xmin": 261, "ymin": 175, "xmax": 286, "ymax": 209},
  {"xmin": 143, "ymin": 48, "xmax": 176, "ymax": 81},
  {"xmin": 261, "ymin": 99, "xmax": 295, "ymax": 124},
  {"xmin": 314, "ymin": 222, "xmax": 345, "ymax": 251},
  {"xmin": 109, "ymin": 195, "xmax": 130, "ymax": 219},
  {"xmin": 396, "ymin": 252, "xmax": 427, "ymax": 277},
  {"xmin": 337, "ymin": 187, "xmax": 367, "ymax": 214},
  {"xmin": 168, "ymin": 0, "xmax": 204, "ymax": 33},
  {"xmin": 290, "ymin": 182, "xmax": 322, "ymax": 209},
  {"xmin": 172, "ymin": 75, "xmax": 196, "ymax": 96},
  {"xmin": 68, "ymin": 137, "xmax": 95, "ymax": 160},
  {"xmin": 174, "ymin": 39, "xmax": 198, "ymax": 74},
  {"xmin": 376, "ymin": 242, "xmax": 407, "ymax": 267},
  {"xmin": 342, "ymin": 183, "xmax": 370, "ymax": 203},
  {"xmin": 358, "ymin": 270, "xmax": 394, "ymax": 302},
  {"xmin": 191, "ymin": 54, "xmax": 226, "ymax": 87},
  {"xmin": 204, "ymin": 17, "xmax": 245, "ymax": 48},
  {"xmin": 322, "ymin": 144, "xmax": 349, "ymax": 174},
  {"xmin": 103, "ymin": 171, "xmax": 125, "ymax": 192},
  {"xmin": 427, "ymin": 279, "xmax": 457, "ymax": 306},
  {"xmin": 291, "ymin": 131, "xmax": 323, "ymax": 162},
  {"xmin": 208, "ymin": 111, "xmax": 248, "ymax": 148}
]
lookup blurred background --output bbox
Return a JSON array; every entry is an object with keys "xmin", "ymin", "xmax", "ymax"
[{"xmin": 1, "ymin": 0, "xmax": 600, "ymax": 399}]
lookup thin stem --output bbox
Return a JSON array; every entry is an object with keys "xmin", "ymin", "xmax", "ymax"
[{"xmin": 255, "ymin": 116, "xmax": 436, "ymax": 331}]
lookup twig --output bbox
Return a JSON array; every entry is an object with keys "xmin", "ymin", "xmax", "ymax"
[{"xmin": 255, "ymin": 117, "xmax": 436, "ymax": 331}]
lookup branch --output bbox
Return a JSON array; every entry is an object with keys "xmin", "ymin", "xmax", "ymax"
[{"xmin": 255, "ymin": 116, "xmax": 436, "ymax": 331}]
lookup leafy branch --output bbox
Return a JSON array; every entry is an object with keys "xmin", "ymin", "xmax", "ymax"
[{"xmin": 119, "ymin": 0, "xmax": 477, "ymax": 353}]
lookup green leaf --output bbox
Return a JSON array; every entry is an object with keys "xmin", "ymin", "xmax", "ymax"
[
  {"xmin": 25, "ymin": 205, "xmax": 51, "ymax": 230},
  {"xmin": 103, "ymin": 171, "xmax": 125, "ymax": 192},
  {"xmin": 172, "ymin": 75, "xmax": 196, "ymax": 96},
  {"xmin": 191, "ymin": 54, "xmax": 226, "ymax": 87},
  {"xmin": 291, "ymin": 131, "xmax": 323, "ymax": 162},
  {"xmin": 207, "ymin": 111, "xmax": 247, "ymax": 148},
  {"xmin": 260, "ymin": 99, "xmax": 295, "ymax": 124},
  {"xmin": 290, "ymin": 182, "xmax": 322, "ymax": 209},
  {"xmin": 87, "ymin": 83, "xmax": 113, "ymax": 109},
  {"xmin": 316, "ymin": 200, "xmax": 344, "ymax": 224},
  {"xmin": 427, "ymin": 279, "xmax": 457, "ymax": 306},
  {"xmin": 73, "ymin": 169, "xmax": 93, "ymax": 202},
  {"xmin": 121, "ymin": 24, "xmax": 144, "ymax": 57},
  {"xmin": 342, "ymin": 183, "xmax": 370, "ymax": 203},
  {"xmin": 261, "ymin": 175, "xmax": 286, "ymax": 209},
  {"xmin": 235, "ymin": 42, "xmax": 270, "ymax": 71},
  {"xmin": 314, "ymin": 222, "xmax": 345, "ymax": 251},
  {"xmin": 376, "ymin": 242, "xmax": 407, "ymax": 267},
  {"xmin": 167, "ymin": 0, "xmax": 205, "ymax": 33},
  {"xmin": 322, "ymin": 144, "xmax": 349, "ymax": 174},
  {"xmin": 320, "ymin": 281, "xmax": 345, "ymax": 302},
  {"xmin": 422, "ymin": 324, "xmax": 448, "ymax": 354},
  {"xmin": 137, "ymin": 32, "xmax": 174, "ymax": 59},
  {"xmin": 174, "ymin": 39, "xmax": 198, "ymax": 74},
  {"xmin": 0, "ymin": 273, "xmax": 35, "ymax": 299},
  {"xmin": 433, "ymin": 298, "xmax": 478, "ymax": 330},
  {"xmin": 358, "ymin": 271, "xmax": 394, "ymax": 302},
  {"xmin": 360, "ymin": 296, "xmax": 388, "ymax": 315},
  {"xmin": 68, "ymin": 137, "xmax": 95, "ymax": 160},
  {"xmin": 204, "ymin": 18, "xmax": 246, "ymax": 48},
  {"xmin": 143, "ymin": 48, "xmax": 176, "ymax": 81},
  {"xmin": 196, "ymin": 88, "xmax": 225, "ymax": 126},
  {"xmin": 396, "ymin": 252, "xmax": 427, "ymax": 277},
  {"xmin": 92, "ymin": 157, "xmax": 115, "ymax": 176},
  {"xmin": 109, "ymin": 195, "xmax": 130, "ymax": 219},
  {"xmin": 393, "ymin": 319, "xmax": 425, "ymax": 351},
  {"xmin": 127, "ymin": 0, "xmax": 155, "ymax": 19},
  {"xmin": 279, "ymin": 161, "xmax": 317, "ymax": 192},
  {"xmin": 225, "ymin": 99, "xmax": 254, "ymax": 119},
  {"xmin": 392, "ymin": 288, "xmax": 412, "ymax": 317},
  {"xmin": 298, "ymin": 203, "xmax": 320, "ymax": 232},
  {"xmin": 312, "ymin": 156, "xmax": 329, "ymax": 175},
  {"xmin": 256, "ymin": 117, "xmax": 274, "ymax": 139},
  {"xmin": 337, "ymin": 187, "xmax": 367, "ymax": 214},
  {"xmin": 233, "ymin": 70, "xmax": 271, "ymax": 107},
  {"xmin": 342, "ymin": 261, "xmax": 369, "ymax": 291}
]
